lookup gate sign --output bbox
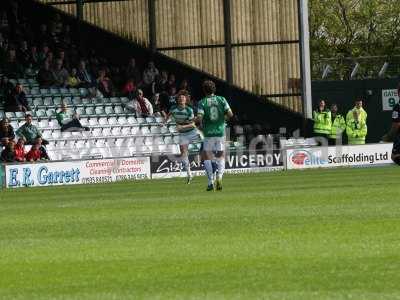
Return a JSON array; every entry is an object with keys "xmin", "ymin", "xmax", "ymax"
[{"xmin": 382, "ymin": 89, "xmax": 399, "ymax": 111}]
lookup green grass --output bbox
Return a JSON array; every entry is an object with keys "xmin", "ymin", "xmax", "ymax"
[{"xmin": 0, "ymin": 166, "xmax": 400, "ymax": 300}]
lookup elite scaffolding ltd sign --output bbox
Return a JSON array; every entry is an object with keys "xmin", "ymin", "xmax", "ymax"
[{"xmin": 286, "ymin": 144, "xmax": 393, "ymax": 170}]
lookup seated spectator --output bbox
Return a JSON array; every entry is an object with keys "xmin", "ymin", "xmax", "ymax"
[
  {"xmin": 37, "ymin": 25, "xmax": 50, "ymax": 48},
  {"xmin": 126, "ymin": 89, "xmax": 153, "ymax": 117},
  {"xmin": 122, "ymin": 78, "xmax": 137, "ymax": 99},
  {"xmin": 60, "ymin": 25, "xmax": 73, "ymax": 48},
  {"xmin": 25, "ymin": 143, "xmax": 42, "ymax": 162},
  {"xmin": 152, "ymin": 93, "xmax": 164, "ymax": 117},
  {"xmin": 96, "ymin": 69, "xmax": 114, "ymax": 97},
  {"xmin": 76, "ymin": 60, "xmax": 94, "ymax": 87},
  {"xmin": 38, "ymin": 44, "xmax": 50, "ymax": 65},
  {"xmin": 53, "ymin": 58, "xmax": 69, "ymax": 87},
  {"xmin": 158, "ymin": 91, "xmax": 172, "ymax": 117},
  {"xmin": 0, "ymin": 118, "xmax": 15, "ymax": 145},
  {"xmin": 14, "ymin": 137, "xmax": 26, "ymax": 162},
  {"xmin": 142, "ymin": 61, "xmax": 159, "ymax": 95},
  {"xmin": 29, "ymin": 45, "xmax": 40, "ymax": 68},
  {"xmin": 3, "ymin": 49, "xmax": 23, "ymax": 78},
  {"xmin": 37, "ymin": 60, "xmax": 57, "ymax": 88},
  {"xmin": 166, "ymin": 73, "xmax": 177, "ymax": 91},
  {"xmin": 0, "ymin": 76, "xmax": 14, "ymax": 101},
  {"xmin": 35, "ymin": 137, "xmax": 50, "ymax": 160},
  {"xmin": 179, "ymin": 79, "xmax": 192, "ymax": 95},
  {"xmin": 124, "ymin": 57, "xmax": 142, "ymax": 86},
  {"xmin": 56, "ymin": 103, "xmax": 89, "ymax": 132},
  {"xmin": 17, "ymin": 40, "xmax": 31, "ymax": 67},
  {"xmin": 7, "ymin": 84, "xmax": 30, "ymax": 112},
  {"xmin": 67, "ymin": 68, "xmax": 81, "ymax": 87},
  {"xmin": 152, "ymin": 70, "xmax": 168, "ymax": 94},
  {"xmin": 16, "ymin": 114, "xmax": 48, "ymax": 145},
  {"xmin": 168, "ymin": 86, "xmax": 177, "ymax": 107},
  {"xmin": 1, "ymin": 140, "xmax": 15, "ymax": 162},
  {"xmin": 56, "ymin": 49, "xmax": 70, "ymax": 69}
]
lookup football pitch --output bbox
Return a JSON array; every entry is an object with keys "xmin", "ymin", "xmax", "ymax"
[{"xmin": 0, "ymin": 166, "xmax": 399, "ymax": 300}]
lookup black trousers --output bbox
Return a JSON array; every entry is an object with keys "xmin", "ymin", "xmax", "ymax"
[{"xmin": 61, "ymin": 119, "xmax": 85, "ymax": 132}]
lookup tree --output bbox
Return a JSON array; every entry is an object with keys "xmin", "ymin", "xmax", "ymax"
[{"xmin": 309, "ymin": 0, "xmax": 400, "ymax": 78}]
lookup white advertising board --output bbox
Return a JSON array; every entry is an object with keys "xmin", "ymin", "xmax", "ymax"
[
  {"xmin": 286, "ymin": 144, "xmax": 393, "ymax": 170},
  {"xmin": 5, "ymin": 157, "xmax": 150, "ymax": 188}
]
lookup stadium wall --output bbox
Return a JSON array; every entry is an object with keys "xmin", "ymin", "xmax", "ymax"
[{"xmin": 312, "ymin": 79, "xmax": 399, "ymax": 143}]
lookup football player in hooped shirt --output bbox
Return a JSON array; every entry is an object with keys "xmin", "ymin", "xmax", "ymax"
[
  {"xmin": 196, "ymin": 80, "xmax": 233, "ymax": 191},
  {"xmin": 166, "ymin": 90, "xmax": 203, "ymax": 183}
]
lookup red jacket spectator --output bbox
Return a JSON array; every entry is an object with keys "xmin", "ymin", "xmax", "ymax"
[
  {"xmin": 26, "ymin": 145, "xmax": 41, "ymax": 161},
  {"xmin": 14, "ymin": 140, "xmax": 26, "ymax": 162}
]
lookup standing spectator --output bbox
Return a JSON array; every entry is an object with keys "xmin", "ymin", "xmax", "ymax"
[
  {"xmin": 0, "ymin": 117, "xmax": 15, "ymax": 146},
  {"xmin": 142, "ymin": 61, "xmax": 159, "ymax": 96},
  {"xmin": 313, "ymin": 100, "xmax": 331, "ymax": 143},
  {"xmin": 96, "ymin": 69, "xmax": 114, "ymax": 97},
  {"xmin": 328, "ymin": 103, "xmax": 346, "ymax": 145},
  {"xmin": 16, "ymin": 114, "xmax": 48, "ymax": 145},
  {"xmin": 346, "ymin": 110, "xmax": 367, "ymax": 145},
  {"xmin": 14, "ymin": 137, "xmax": 26, "ymax": 162},
  {"xmin": 122, "ymin": 78, "xmax": 137, "ymax": 99},
  {"xmin": 346, "ymin": 98, "xmax": 367, "ymax": 124},
  {"xmin": 124, "ymin": 57, "xmax": 141, "ymax": 86},
  {"xmin": 126, "ymin": 89, "xmax": 153, "ymax": 117},
  {"xmin": 7, "ymin": 84, "xmax": 29, "ymax": 112},
  {"xmin": 37, "ymin": 60, "xmax": 57, "ymax": 88},
  {"xmin": 56, "ymin": 103, "xmax": 89, "ymax": 132},
  {"xmin": 53, "ymin": 58, "xmax": 69, "ymax": 87},
  {"xmin": 76, "ymin": 60, "xmax": 94, "ymax": 87},
  {"xmin": 66, "ymin": 68, "xmax": 81, "ymax": 87},
  {"xmin": 1, "ymin": 140, "xmax": 15, "ymax": 162}
]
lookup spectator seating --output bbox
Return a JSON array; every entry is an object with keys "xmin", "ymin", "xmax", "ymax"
[{"xmin": 1, "ymin": 78, "xmax": 184, "ymax": 161}]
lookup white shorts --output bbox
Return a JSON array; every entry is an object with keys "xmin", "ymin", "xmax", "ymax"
[
  {"xmin": 179, "ymin": 129, "xmax": 203, "ymax": 145},
  {"xmin": 202, "ymin": 137, "xmax": 226, "ymax": 152}
]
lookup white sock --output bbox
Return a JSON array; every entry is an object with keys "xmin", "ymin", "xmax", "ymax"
[
  {"xmin": 204, "ymin": 160, "xmax": 214, "ymax": 185},
  {"xmin": 216, "ymin": 158, "xmax": 225, "ymax": 180},
  {"xmin": 182, "ymin": 156, "xmax": 191, "ymax": 177}
]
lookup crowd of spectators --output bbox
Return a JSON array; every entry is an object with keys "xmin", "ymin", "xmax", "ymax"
[{"xmin": 0, "ymin": 1, "xmax": 198, "ymax": 117}]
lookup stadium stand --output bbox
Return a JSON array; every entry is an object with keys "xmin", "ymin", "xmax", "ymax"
[{"xmin": 1, "ymin": 0, "xmax": 311, "ymax": 163}]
